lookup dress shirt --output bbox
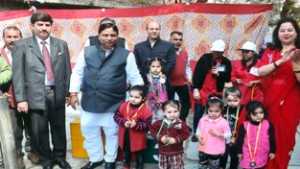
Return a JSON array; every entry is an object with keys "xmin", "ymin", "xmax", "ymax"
[
  {"xmin": 35, "ymin": 36, "xmax": 54, "ymax": 86},
  {"xmin": 4, "ymin": 47, "xmax": 12, "ymax": 65}
]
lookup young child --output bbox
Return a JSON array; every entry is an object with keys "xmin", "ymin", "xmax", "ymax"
[
  {"xmin": 147, "ymin": 57, "xmax": 168, "ymax": 122},
  {"xmin": 220, "ymin": 87, "xmax": 246, "ymax": 169},
  {"xmin": 236, "ymin": 101, "xmax": 276, "ymax": 169},
  {"xmin": 196, "ymin": 94, "xmax": 231, "ymax": 169},
  {"xmin": 114, "ymin": 85, "xmax": 152, "ymax": 169},
  {"xmin": 150, "ymin": 100, "xmax": 190, "ymax": 169}
]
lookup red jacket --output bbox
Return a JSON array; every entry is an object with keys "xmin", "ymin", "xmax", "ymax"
[
  {"xmin": 114, "ymin": 101, "xmax": 152, "ymax": 152},
  {"xmin": 150, "ymin": 118, "xmax": 190, "ymax": 155}
]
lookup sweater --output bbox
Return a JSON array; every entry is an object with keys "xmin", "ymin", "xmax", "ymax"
[{"xmin": 150, "ymin": 118, "xmax": 190, "ymax": 155}]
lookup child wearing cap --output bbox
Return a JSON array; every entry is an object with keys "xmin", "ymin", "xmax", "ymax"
[
  {"xmin": 231, "ymin": 41, "xmax": 264, "ymax": 105},
  {"xmin": 191, "ymin": 39, "xmax": 232, "ymax": 142}
]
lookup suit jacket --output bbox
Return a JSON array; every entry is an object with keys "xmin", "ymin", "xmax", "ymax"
[{"xmin": 12, "ymin": 36, "xmax": 71, "ymax": 110}]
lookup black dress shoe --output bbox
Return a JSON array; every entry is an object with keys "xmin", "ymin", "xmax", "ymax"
[
  {"xmin": 43, "ymin": 161, "xmax": 53, "ymax": 169},
  {"xmin": 105, "ymin": 162, "xmax": 115, "ymax": 169},
  {"xmin": 56, "ymin": 160, "xmax": 72, "ymax": 169},
  {"xmin": 81, "ymin": 161, "xmax": 103, "ymax": 169},
  {"xmin": 43, "ymin": 165, "xmax": 53, "ymax": 169}
]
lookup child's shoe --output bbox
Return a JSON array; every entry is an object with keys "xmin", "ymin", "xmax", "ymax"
[{"xmin": 122, "ymin": 167, "xmax": 130, "ymax": 169}]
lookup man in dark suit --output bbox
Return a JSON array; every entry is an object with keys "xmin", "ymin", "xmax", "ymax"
[{"xmin": 12, "ymin": 12, "xmax": 72, "ymax": 169}]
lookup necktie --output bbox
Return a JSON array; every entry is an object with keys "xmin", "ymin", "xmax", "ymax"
[{"xmin": 41, "ymin": 41, "xmax": 55, "ymax": 84}]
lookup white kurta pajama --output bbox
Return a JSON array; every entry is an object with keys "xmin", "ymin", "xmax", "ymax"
[{"xmin": 69, "ymin": 49, "xmax": 143, "ymax": 163}]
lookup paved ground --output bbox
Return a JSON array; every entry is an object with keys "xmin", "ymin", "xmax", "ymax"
[{"xmin": 24, "ymin": 106, "xmax": 300, "ymax": 169}]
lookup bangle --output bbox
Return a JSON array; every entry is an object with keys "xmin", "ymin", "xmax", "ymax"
[
  {"xmin": 69, "ymin": 93, "xmax": 78, "ymax": 97},
  {"xmin": 273, "ymin": 61, "xmax": 279, "ymax": 68}
]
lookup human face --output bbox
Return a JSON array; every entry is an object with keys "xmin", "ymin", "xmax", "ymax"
[
  {"xmin": 250, "ymin": 107, "xmax": 265, "ymax": 122},
  {"xmin": 149, "ymin": 61, "xmax": 162, "ymax": 75},
  {"xmin": 241, "ymin": 50, "xmax": 254, "ymax": 62},
  {"xmin": 31, "ymin": 21, "xmax": 52, "ymax": 40},
  {"xmin": 170, "ymin": 33, "xmax": 183, "ymax": 49},
  {"xmin": 163, "ymin": 105, "xmax": 180, "ymax": 121},
  {"xmin": 278, "ymin": 22, "xmax": 297, "ymax": 46},
  {"xmin": 226, "ymin": 95, "xmax": 241, "ymax": 108},
  {"xmin": 147, "ymin": 22, "xmax": 160, "ymax": 41},
  {"xmin": 129, "ymin": 90, "xmax": 144, "ymax": 106},
  {"xmin": 98, "ymin": 27, "xmax": 118, "ymax": 50},
  {"xmin": 207, "ymin": 105, "xmax": 222, "ymax": 120},
  {"xmin": 3, "ymin": 29, "xmax": 22, "ymax": 51},
  {"xmin": 212, "ymin": 51, "xmax": 224, "ymax": 59}
]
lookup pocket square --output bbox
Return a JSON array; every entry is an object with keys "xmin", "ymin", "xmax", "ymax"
[{"xmin": 58, "ymin": 52, "xmax": 64, "ymax": 55}]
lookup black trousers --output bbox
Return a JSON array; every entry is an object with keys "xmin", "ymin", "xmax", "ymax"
[
  {"xmin": 29, "ymin": 88, "xmax": 67, "ymax": 166},
  {"xmin": 9, "ymin": 108, "xmax": 31, "ymax": 157},
  {"xmin": 123, "ymin": 130, "xmax": 143, "ymax": 168},
  {"xmin": 220, "ymin": 143, "xmax": 239, "ymax": 169},
  {"xmin": 168, "ymin": 85, "xmax": 191, "ymax": 122}
]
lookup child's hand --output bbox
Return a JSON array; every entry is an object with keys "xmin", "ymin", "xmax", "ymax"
[
  {"xmin": 209, "ymin": 128, "xmax": 222, "ymax": 138},
  {"xmin": 198, "ymin": 137, "xmax": 204, "ymax": 145},
  {"xmin": 124, "ymin": 121, "xmax": 131, "ymax": 128},
  {"xmin": 130, "ymin": 120, "xmax": 136, "ymax": 128},
  {"xmin": 269, "ymin": 153, "xmax": 275, "ymax": 160},
  {"xmin": 161, "ymin": 135, "xmax": 168, "ymax": 144},
  {"xmin": 238, "ymin": 154, "xmax": 243, "ymax": 160},
  {"xmin": 168, "ymin": 137, "xmax": 176, "ymax": 144}
]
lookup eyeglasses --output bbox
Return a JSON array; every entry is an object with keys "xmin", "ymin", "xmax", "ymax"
[{"xmin": 242, "ymin": 50, "xmax": 252, "ymax": 53}]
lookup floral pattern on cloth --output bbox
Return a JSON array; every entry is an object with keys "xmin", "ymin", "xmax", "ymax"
[{"xmin": 147, "ymin": 73, "xmax": 168, "ymax": 121}]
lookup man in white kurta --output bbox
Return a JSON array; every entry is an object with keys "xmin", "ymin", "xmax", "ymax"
[{"xmin": 69, "ymin": 23, "xmax": 143, "ymax": 169}]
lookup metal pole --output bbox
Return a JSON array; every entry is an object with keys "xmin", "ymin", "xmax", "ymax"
[{"xmin": 0, "ymin": 96, "xmax": 17, "ymax": 169}]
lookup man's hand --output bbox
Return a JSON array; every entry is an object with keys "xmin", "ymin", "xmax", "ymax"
[
  {"xmin": 193, "ymin": 89, "xmax": 201, "ymax": 100},
  {"xmin": 3, "ymin": 93, "xmax": 12, "ymax": 104},
  {"xmin": 69, "ymin": 94, "xmax": 80, "ymax": 110},
  {"xmin": 17, "ymin": 101, "xmax": 28, "ymax": 113}
]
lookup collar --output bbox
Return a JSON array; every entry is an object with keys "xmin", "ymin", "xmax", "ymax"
[
  {"xmin": 35, "ymin": 36, "xmax": 50, "ymax": 45},
  {"xmin": 147, "ymin": 37, "xmax": 161, "ymax": 46},
  {"xmin": 4, "ymin": 47, "xmax": 10, "ymax": 56},
  {"xmin": 204, "ymin": 115, "xmax": 222, "ymax": 123},
  {"xmin": 176, "ymin": 47, "xmax": 182, "ymax": 55},
  {"xmin": 163, "ymin": 117, "xmax": 178, "ymax": 125}
]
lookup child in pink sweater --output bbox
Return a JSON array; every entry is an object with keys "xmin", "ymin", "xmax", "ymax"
[{"xmin": 196, "ymin": 94, "xmax": 231, "ymax": 169}]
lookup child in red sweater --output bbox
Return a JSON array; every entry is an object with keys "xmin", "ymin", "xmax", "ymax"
[
  {"xmin": 150, "ymin": 100, "xmax": 190, "ymax": 169},
  {"xmin": 114, "ymin": 85, "xmax": 152, "ymax": 169}
]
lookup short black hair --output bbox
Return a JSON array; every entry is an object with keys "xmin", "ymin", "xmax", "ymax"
[
  {"xmin": 162, "ymin": 100, "xmax": 181, "ymax": 112},
  {"xmin": 246, "ymin": 101, "xmax": 268, "ymax": 120},
  {"xmin": 224, "ymin": 87, "xmax": 242, "ymax": 98},
  {"xmin": 130, "ymin": 85, "xmax": 148, "ymax": 99},
  {"xmin": 98, "ymin": 23, "xmax": 118, "ymax": 35},
  {"xmin": 206, "ymin": 94, "xmax": 224, "ymax": 111},
  {"xmin": 30, "ymin": 12, "xmax": 53, "ymax": 25},
  {"xmin": 100, "ymin": 17, "xmax": 116, "ymax": 25},
  {"xmin": 3, "ymin": 25, "xmax": 22, "ymax": 38},
  {"xmin": 170, "ymin": 30, "xmax": 183, "ymax": 37}
]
